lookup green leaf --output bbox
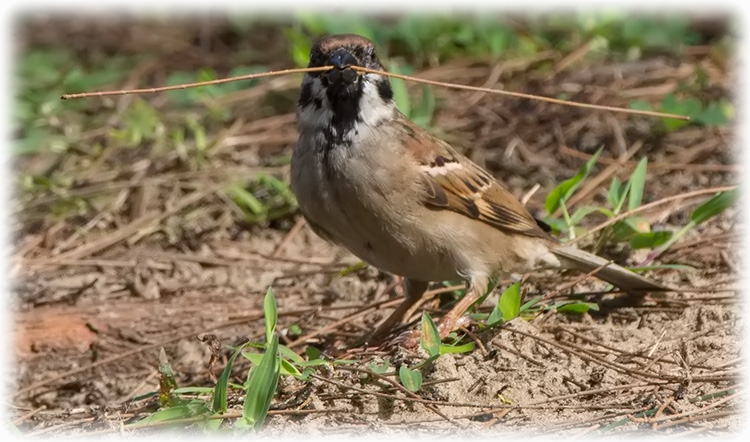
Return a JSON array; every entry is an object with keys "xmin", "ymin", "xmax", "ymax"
[
  {"xmin": 278, "ymin": 344, "xmax": 304, "ymax": 365},
  {"xmin": 556, "ymin": 301, "xmax": 599, "ymax": 314},
  {"xmin": 439, "ymin": 342, "xmax": 475, "ymax": 354},
  {"xmin": 305, "ymin": 346, "xmax": 321, "ymax": 360},
  {"xmin": 627, "ymin": 157, "xmax": 648, "ymax": 211},
  {"xmin": 280, "ymin": 358, "xmax": 303, "ymax": 377},
  {"xmin": 611, "ymin": 216, "xmax": 651, "ymax": 241},
  {"xmin": 607, "ymin": 176, "xmax": 622, "ymax": 209},
  {"xmin": 694, "ymin": 99, "xmax": 733, "ymax": 126},
  {"xmin": 227, "ymin": 183, "xmax": 265, "ymax": 215},
  {"xmin": 287, "ymin": 324, "xmax": 302, "ymax": 336},
  {"xmin": 240, "ymin": 335, "xmax": 280, "ymax": 430},
  {"xmin": 173, "ymin": 387, "xmax": 215, "ymax": 395},
  {"xmin": 335, "ymin": 261, "xmax": 367, "ymax": 277},
  {"xmin": 545, "ymin": 147, "xmax": 603, "ymax": 214},
  {"xmin": 212, "ymin": 343, "xmax": 247, "ymax": 413},
  {"xmin": 398, "ymin": 365, "xmax": 423, "ymax": 392},
  {"xmin": 629, "ymin": 231, "xmax": 673, "ymax": 249},
  {"xmin": 367, "ymin": 360, "xmax": 391, "ymax": 374},
  {"xmin": 420, "ymin": 312, "xmax": 441, "ymax": 357},
  {"xmin": 569, "ymin": 206, "xmax": 607, "ymax": 226},
  {"xmin": 296, "ymin": 359, "xmax": 330, "ymax": 368},
  {"xmin": 519, "ymin": 295, "xmax": 544, "ymax": 313},
  {"xmin": 659, "ymin": 95, "xmax": 702, "ymax": 131},
  {"xmin": 689, "ymin": 189, "xmax": 738, "ymax": 225},
  {"xmin": 130, "ymin": 401, "xmax": 211, "ymax": 427},
  {"xmin": 498, "ymin": 282, "xmax": 522, "ymax": 323},
  {"xmin": 263, "ymin": 287, "xmax": 277, "ymax": 342}
]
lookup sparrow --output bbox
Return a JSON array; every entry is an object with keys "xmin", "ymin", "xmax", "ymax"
[{"xmin": 290, "ymin": 34, "xmax": 665, "ymax": 346}]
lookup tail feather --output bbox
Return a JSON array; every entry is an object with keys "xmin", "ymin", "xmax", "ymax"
[{"xmin": 551, "ymin": 245, "xmax": 667, "ymax": 292}]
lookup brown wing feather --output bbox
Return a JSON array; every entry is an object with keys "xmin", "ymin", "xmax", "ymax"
[{"xmin": 398, "ymin": 118, "xmax": 550, "ymax": 239}]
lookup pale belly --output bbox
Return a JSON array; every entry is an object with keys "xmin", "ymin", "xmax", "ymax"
[{"xmin": 291, "ymin": 149, "xmax": 463, "ymax": 282}]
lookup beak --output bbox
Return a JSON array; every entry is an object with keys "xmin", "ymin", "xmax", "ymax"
[
  {"xmin": 325, "ymin": 48, "xmax": 359, "ymax": 85},
  {"xmin": 328, "ymin": 48, "xmax": 358, "ymax": 69}
]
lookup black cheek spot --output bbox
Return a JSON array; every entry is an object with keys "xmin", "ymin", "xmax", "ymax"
[
  {"xmin": 313, "ymin": 98, "xmax": 322, "ymax": 109},
  {"xmin": 376, "ymin": 80, "xmax": 393, "ymax": 102},
  {"xmin": 434, "ymin": 155, "xmax": 446, "ymax": 167}
]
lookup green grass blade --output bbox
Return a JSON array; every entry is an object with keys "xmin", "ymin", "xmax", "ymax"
[
  {"xmin": 420, "ymin": 312, "xmax": 441, "ymax": 357},
  {"xmin": 263, "ymin": 287, "xmax": 278, "ymax": 342},
  {"xmin": 439, "ymin": 342, "xmax": 475, "ymax": 354},
  {"xmin": 545, "ymin": 147, "xmax": 603, "ymax": 214},
  {"xmin": 212, "ymin": 343, "xmax": 247, "ymax": 413},
  {"xmin": 240, "ymin": 335, "xmax": 280, "ymax": 430},
  {"xmin": 689, "ymin": 188, "xmax": 738, "ymax": 225},
  {"xmin": 607, "ymin": 176, "xmax": 622, "ymax": 209},
  {"xmin": 131, "ymin": 401, "xmax": 211, "ymax": 427},
  {"xmin": 556, "ymin": 301, "xmax": 599, "ymax": 313},
  {"xmin": 627, "ymin": 157, "xmax": 648, "ymax": 211}
]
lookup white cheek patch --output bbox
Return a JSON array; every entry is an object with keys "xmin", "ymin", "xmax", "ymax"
[{"xmin": 357, "ymin": 77, "xmax": 396, "ymax": 128}]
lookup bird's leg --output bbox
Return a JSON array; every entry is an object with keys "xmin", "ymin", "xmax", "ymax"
[
  {"xmin": 395, "ymin": 275, "xmax": 492, "ymax": 348},
  {"xmin": 361, "ymin": 279, "xmax": 429, "ymax": 347},
  {"xmin": 432, "ymin": 274, "xmax": 490, "ymax": 339}
]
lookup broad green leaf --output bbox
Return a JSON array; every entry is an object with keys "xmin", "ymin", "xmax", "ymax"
[
  {"xmin": 398, "ymin": 365, "xmax": 423, "ymax": 392},
  {"xmin": 499, "ymin": 282, "xmax": 522, "ymax": 322},
  {"xmin": 212, "ymin": 343, "xmax": 247, "ymax": 413},
  {"xmin": 439, "ymin": 342, "xmax": 475, "ymax": 354},
  {"xmin": 420, "ymin": 312, "xmax": 441, "ymax": 357},
  {"xmin": 690, "ymin": 189, "xmax": 738, "ymax": 225},
  {"xmin": 263, "ymin": 287, "xmax": 277, "ymax": 342},
  {"xmin": 627, "ymin": 157, "xmax": 648, "ymax": 211},
  {"xmin": 545, "ymin": 147, "xmax": 603, "ymax": 214},
  {"xmin": 629, "ymin": 231, "xmax": 673, "ymax": 249},
  {"xmin": 241, "ymin": 335, "xmax": 280, "ymax": 430},
  {"xmin": 305, "ymin": 346, "xmax": 321, "ymax": 360}
]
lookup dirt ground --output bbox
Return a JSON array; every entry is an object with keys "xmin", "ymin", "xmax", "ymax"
[{"xmin": 10, "ymin": 16, "xmax": 741, "ymax": 437}]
